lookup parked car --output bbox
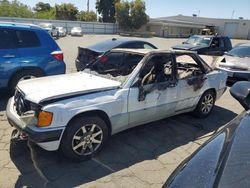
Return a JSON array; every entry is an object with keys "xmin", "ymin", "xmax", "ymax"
[
  {"xmin": 0, "ymin": 22, "xmax": 66, "ymax": 94},
  {"xmin": 172, "ymin": 35, "xmax": 232, "ymax": 56},
  {"xmin": 7, "ymin": 49, "xmax": 227, "ymax": 161},
  {"xmin": 217, "ymin": 43, "xmax": 250, "ymax": 83},
  {"xmin": 163, "ymin": 81, "xmax": 250, "ymax": 188},
  {"xmin": 56, "ymin": 27, "xmax": 67, "ymax": 37},
  {"xmin": 39, "ymin": 23, "xmax": 59, "ymax": 39},
  {"xmin": 70, "ymin": 27, "xmax": 83, "ymax": 36},
  {"xmin": 75, "ymin": 38, "xmax": 157, "ymax": 71}
]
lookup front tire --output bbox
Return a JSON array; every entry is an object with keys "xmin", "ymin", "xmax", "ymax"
[
  {"xmin": 193, "ymin": 90, "xmax": 215, "ymax": 118},
  {"xmin": 60, "ymin": 115, "xmax": 109, "ymax": 161}
]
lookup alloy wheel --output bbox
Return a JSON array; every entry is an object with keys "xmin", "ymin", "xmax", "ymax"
[
  {"xmin": 72, "ymin": 124, "xmax": 103, "ymax": 156},
  {"xmin": 201, "ymin": 94, "xmax": 214, "ymax": 114}
]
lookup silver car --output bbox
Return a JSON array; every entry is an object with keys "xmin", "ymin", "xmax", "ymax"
[
  {"xmin": 57, "ymin": 27, "xmax": 67, "ymax": 37},
  {"xmin": 70, "ymin": 27, "xmax": 83, "ymax": 36},
  {"xmin": 218, "ymin": 43, "xmax": 250, "ymax": 83},
  {"xmin": 39, "ymin": 23, "xmax": 59, "ymax": 38},
  {"xmin": 6, "ymin": 49, "xmax": 227, "ymax": 161}
]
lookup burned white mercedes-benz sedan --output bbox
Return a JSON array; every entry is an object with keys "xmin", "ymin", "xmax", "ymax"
[{"xmin": 7, "ymin": 49, "xmax": 227, "ymax": 160}]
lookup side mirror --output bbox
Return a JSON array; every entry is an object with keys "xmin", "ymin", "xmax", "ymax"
[{"xmin": 230, "ymin": 81, "xmax": 250, "ymax": 110}]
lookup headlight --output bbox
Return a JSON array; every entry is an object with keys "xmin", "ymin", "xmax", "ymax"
[{"xmin": 37, "ymin": 111, "xmax": 53, "ymax": 127}]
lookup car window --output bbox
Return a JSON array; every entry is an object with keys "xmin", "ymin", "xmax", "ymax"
[
  {"xmin": 91, "ymin": 52, "xmax": 124, "ymax": 73},
  {"xmin": 211, "ymin": 38, "xmax": 220, "ymax": 47},
  {"xmin": 219, "ymin": 38, "xmax": 225, "ymax": 48},
  {"xmin": 176, "ymin": 54, "xmax": 203, "ymax": 80},
  {"xmin": 0, "ymin": 28, "xmax": 18, "ymax": 49},
  {"xmin": 16, "ymin": 30, "xmax": 41, "ymax": 48},
  {"xmin": 143, "ymin": 43, "xmax": 156, "ymax": 49},
  {"xmin": 139, "ymin": 54, "xmax": 174, "ymax": 85}
]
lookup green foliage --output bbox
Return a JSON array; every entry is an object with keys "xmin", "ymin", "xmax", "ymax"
[
  {"xmin": 0, "ymin": 0, "xmax": 33, "ymax": 18},
  {"xmin": 96, "ymin": 0, "xmax": 120, "ymax": 23},
  {"xmin": 115, "ymin": 1, "xmax": 131, "ymax": 30},
  {"xmin": 130, "ymin": 0, "xmax": 148, "ymax": 30},
  {"xmin": 115, "ymin": 0, "xmax": 149, "ymax": 31},
  {"xmin": 78, "ymin": 11, "xmax": 97, "ymax": 22},
  {"xmin": 34, "ymin": 8, "xmax": 55, "ymax": 20},
  {"xmin": 55, "ymin": 3, "xmax": 78, "ymax": 21},
  {"xmin": 33, "ymin": 2, "xmax": 51, "ymax": 12}
]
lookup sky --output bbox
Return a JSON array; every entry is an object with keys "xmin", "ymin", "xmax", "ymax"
[{"xmin": 21, "ymin": 0, "xmax": 250, "ymax": 19}]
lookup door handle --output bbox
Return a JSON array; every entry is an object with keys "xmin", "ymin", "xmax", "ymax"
[{"xmin": 3, "ymin": 54, "xmax": 15, "ymax": 58}]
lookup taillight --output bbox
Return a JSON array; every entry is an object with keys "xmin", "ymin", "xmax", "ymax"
[
  {"xmin": 51, "ymin": 51, "xmax": 64, "ymax": 61},
  {"xmin": 100, "ymin": 56, "xmax": 108, "ymax": 63}
]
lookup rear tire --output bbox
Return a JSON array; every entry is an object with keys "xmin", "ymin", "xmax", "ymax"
[
  {"xmin": 193, "ymin": 90, "xmax": 215, "ymax": 118},
  {"xmin": 60, "ymin": 115, "xmax": 109, "ymax": 161},
  {"xmin": 9, "ymin": 69, "xmax": 43, "ymax": 95}
]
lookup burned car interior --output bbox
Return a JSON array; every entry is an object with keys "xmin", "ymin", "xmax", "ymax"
[{"xmin": 89, "ymin": 51, "xmax": 144, "ymax": 77}]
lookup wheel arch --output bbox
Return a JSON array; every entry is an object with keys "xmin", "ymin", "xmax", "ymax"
[
  {"xmin": 8, "ymin": 67, "xmax": 45, "ymax": 87},
  {"xmin": 204, "ymin": 88, "xmax": 217, "ymax": 98},
  {"xmin": 66, "ymin": 110, "xmax": 112, "ymax": 136}
]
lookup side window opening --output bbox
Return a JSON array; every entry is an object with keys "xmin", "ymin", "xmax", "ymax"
[
  {"xmin": 140, "ymin": 54, "xmax": 174, "ymax": 85},
  {"xmin": 16, "ymin": 30, "xmax": 41, "ymax": 48},
  {"xmin": 0, "ymin": 29, "xmax": 18, "ymax": 49},
  {"xmin": 176, "ymin": 54, "xmax": 206, "ymax": 91},
  {"xmin": 137, "ymin": 54, "xmax": 176, "ymax": 101},
  {"xmin": 90, "ymin": 52, "xmax": 143, "ymax": 76}
]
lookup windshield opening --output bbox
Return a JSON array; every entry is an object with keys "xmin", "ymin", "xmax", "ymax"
[
  {"xmin": 83, "ymin": 52, "xmax": 144, "ymax": 84},
  {"xmin": 185, "ymin": 36, "xmax": 211, "ymax": 46}
]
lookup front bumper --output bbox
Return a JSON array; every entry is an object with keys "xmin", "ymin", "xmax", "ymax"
[
  {"xmin": 217, "ymin": 67, "xmax": 250, "ymax": 82},
  {"xmin": 6, "ymin": 98, "xmax": 64, "ymax": 144}
]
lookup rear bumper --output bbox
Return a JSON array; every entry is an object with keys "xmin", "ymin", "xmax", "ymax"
[{"xmin": 6, "ymin": 98, "xmax": 64, "ymax": 145}]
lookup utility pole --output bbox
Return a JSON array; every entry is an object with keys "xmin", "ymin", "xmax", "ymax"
[
  {"xmin": 87, "ymin": 0, "xmax": 89, "ymax": 12},
  {"xmin": 231, "ymin": 10, "xmax": 235, "ymax": 19}
]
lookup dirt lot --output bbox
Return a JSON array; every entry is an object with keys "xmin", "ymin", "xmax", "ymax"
[{"xmin": 0, "ymin": 35, "xmax": 246, "ymax": 188}]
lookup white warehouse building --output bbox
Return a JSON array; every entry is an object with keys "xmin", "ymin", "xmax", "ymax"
[{"xmin": 140, "ymin": 15, "xmax": 250, "ymax": 39}]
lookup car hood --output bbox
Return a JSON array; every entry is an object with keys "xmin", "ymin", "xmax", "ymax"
[
  {"xmin": 164, "ymin": 111, "xmax": 250, "ymax": 188},
  {"xmin": 172, "ymin": 44, "xmax": 206, "ymax": 51},
  {"xmin": 219, "ymin": 55, "xmax": 250, "ymax": 70},
  {"xmin": 17, "ymin": 72, "xmax": 121, "ymax": 104}
]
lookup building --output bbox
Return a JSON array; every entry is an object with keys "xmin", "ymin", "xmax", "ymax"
[{"xmin": 140, "ymin": 15, "xmax": 250, "ymax": 39}]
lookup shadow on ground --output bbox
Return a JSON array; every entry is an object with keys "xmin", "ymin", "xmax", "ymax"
[
  {"xmin": 0, "ymin": 93, "xmax": 9, "ymax": 111},
  {"xmin": 8, "ymin": 105, "xmax": 237, "ymax": 188}
]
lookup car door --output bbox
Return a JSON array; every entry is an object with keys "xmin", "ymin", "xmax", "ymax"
[
  {"xmin": 207, "ymin": 37, "xmax": 223, "ymax": 56},
  {"xmin": 0, "ymin": 28, "xmax": 19, "ymax": 89},
  {"xmin": 127, "ymin": 53, "xmax": 178, "ymax": 127},
  {"xmin": 175, "ymin": 54, "xmax": 208, "ymax": 112}
]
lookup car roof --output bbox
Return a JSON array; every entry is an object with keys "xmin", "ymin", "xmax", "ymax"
[
  {"xmin": 192, "ymin": 35, "xmax": 227, "ymax": 38},
  {"xmin": 86, "ymin": 38, "xmax": 154, "ymax": 53},
  {"xmin": 111, "ymin": 48, "xmax": 197, "ymax": 55},
  {"xmin": 0, "ymin": 22, "xmax": 42, "ymax": 30}
]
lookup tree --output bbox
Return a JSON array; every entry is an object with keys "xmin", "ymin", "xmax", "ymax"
[
  {"xmin": 33, "ymin": 2, "xmax": 51, "ymax": 12},
  {"xmin": 78, "ymin": 11, "xmax": 97, "ymax": 22},
  {"xmin": 96, "ymin": 0, "xmax": 120, "ymax": 23},
  {"xmin": 0, "ymin": 0, "xmax": 33, "ymax": 18},
  {"xmin": 115, "ymin": 0, "xmax": 149, "ymax": 31},
  {"xmin": 115, "ymin": 1, "xmax": 131, "ymax": 30},
  {"xmin": 130, "ymin": 0, "xmax": 148, "ymax": 30},
  {"xmin": 55, "ymin": 3, "xmax": 78, "ymax": 21}
]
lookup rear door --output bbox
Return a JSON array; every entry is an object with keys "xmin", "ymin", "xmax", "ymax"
[{"xmin": 0, "ymin": 28, "xmax": 19, "ymax": 89}]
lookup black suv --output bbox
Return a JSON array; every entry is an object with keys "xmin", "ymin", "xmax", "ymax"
[{"xmin": 172, "ymin": 35, "xmax": 232, "ymax": 56}]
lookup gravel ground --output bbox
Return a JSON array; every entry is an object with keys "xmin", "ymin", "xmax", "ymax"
[{"xmin": 0, "ymin": 35, "xmax": 247, "ymax": 188}]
